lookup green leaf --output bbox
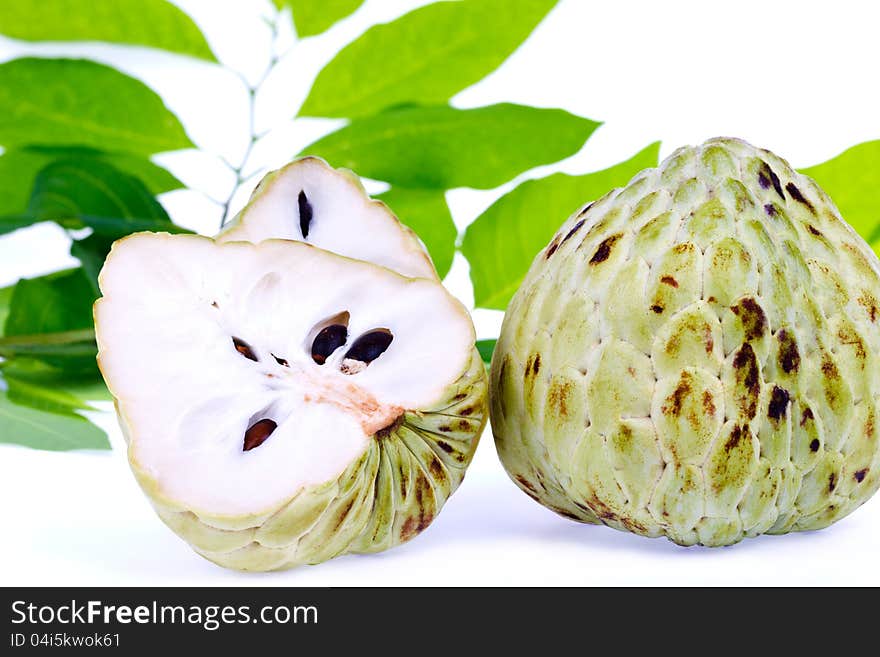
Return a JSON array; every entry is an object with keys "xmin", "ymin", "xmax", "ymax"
[
  {"xmin": 0, "ymin": 359, "xmax": 111, "ymax": 401},
  {"xmin": 5, "ymin": 269, "xmax": 95, "ymax": 336},
  {"xmin": 0, "ymin": 58, "xmax": 193, "ymax": 155},
  {"xmin": 2, "ymin": 269, "xmax": 98, "ymax": 374},
  {"xmin": 375, "ymin": 187, "xmax": 456, "ymax": 278},
  {"xmin": 299, "ymin": 0, "xmax": 557, "ymax": 118},
  {"xmin": 462, "ymin": 142, "xmax": 660, "ymax": 309},
  {"xmin": 5, "ymin": 377, "xmax": 95, "ymax": 414},
  {"xmin": 0, "ymin": 285, "xmax": 13, "ymax": 336},
  {"xmin": 800, "ymin": 140, "xmax": 880, "ymax": 243},
  {"xmin": 28, "ymin": 159, "xmax": 174, "ymax": 236},
  {"xmin": 276, "ymin": 0, "xmax": 364, "ymax": 38},
  {"xmin": 0, "ymin": 214, "xmax": 36, "ymax": 236},
  {"xmin": 0, "ymin": 148, "xmax": 181, "ymax": 228},
  {"xmin": 0, "ymin": 0, "xmax": 216, "ymax": 61},
  {"xmin": 476, "ymin": 338, "xmax": 496, "ymax": 364},
  {"xmin": 302, "ymin": 103, "xmax": 599, "ymax": 189},
  {"xmin": 70, "ymin": 234, "xmax": 112, "ymax": 294},
  {"xmin": 0, "ymin": 390, "xmax": 109, "ymax": 451}
]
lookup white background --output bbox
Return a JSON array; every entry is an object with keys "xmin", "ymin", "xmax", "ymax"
[{"xmin": 1, "ymin": 0, "xmax": 879, "ymax": 585}]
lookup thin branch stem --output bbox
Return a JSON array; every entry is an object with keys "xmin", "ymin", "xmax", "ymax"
[{"xmin": 218, "ymin": 14, "xmax": 285, "ymax": 229}]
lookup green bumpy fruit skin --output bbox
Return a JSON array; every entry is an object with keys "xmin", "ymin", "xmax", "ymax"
[
  {"xmin": 125, "ymin": 349, "xmax": 487, "ymax": 571},
  {"xmin": 491, "ymin": 137, "xmax": 880, "ymax": 546}
]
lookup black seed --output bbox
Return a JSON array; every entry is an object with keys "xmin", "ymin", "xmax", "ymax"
[
  {"xmin": 764, "ymin": 203, "xmax": 777, "ymax": 216},
  {"xmin": 272, "ymin": 354, "xmax": 289, "ymax": 367},
  {"xmin": 545, "ymin": 240, "xmax": 560, "ymax": 259},
  {"xmin": 243, "ymin": 419, "xmax": 276, "ymax": 451},
  {"xmin": 810, "ymin": 438, "xmax": 820, "ymax": 452},
  {"xmin": 855, "ymin": 469, "xmax": 868, "ymax": 483},
  {"xmin": 807, "ymin": 224, "xmax": 823, "ymax": 237},
  {"xmin": 785, "ymin": 182, "xmax": 815, "ymax": 213},
  {"xmin": 232, "ymin": 337, "xmax": 258, "ymax": 361},
  {"xmin": 298, "ymin": 190, "xmax": 313, "ymax": 239},
  {"xmin": 311, "ymin": 324, "xmax": 348, "ymax": 365},
  {"xmin": 343, "ymin": 329, "xmax": 393, "ymax": 367},
  {"xmin": 651, "ymin": 304, "xmax": 664, "ymax": 314}
]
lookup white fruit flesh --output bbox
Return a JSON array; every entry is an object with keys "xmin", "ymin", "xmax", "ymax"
[
  {"xmin": 219, "ymin": 157, "xmax": 436, "ymax": 280},
  {"xmin": 95, "ymin": 233, "xmax": 474, "ymax": 518}
]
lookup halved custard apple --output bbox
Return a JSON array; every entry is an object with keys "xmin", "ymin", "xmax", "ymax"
[
  {"xmin": 95, "ymin": 159, "xmax": 485, "ymax": 571},
  {"xmin": 219, "ymin": 156, "xmax": 436, "ymax": 280}
]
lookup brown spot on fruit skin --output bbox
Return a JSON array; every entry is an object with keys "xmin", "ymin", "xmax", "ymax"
[
  {"xmin": 523, "ymin": 353, "xmax": 542, "ymax": 378},
  {"xmin": 428, "ymin": 457, "xmax": 446, "ymax": 483},
  {"xmin": 545, "ymin": 239, "xmax": 560, "ymax": 259},
  {"xmin": 453, "ymin": 392, "xmax": 468, "ymax": 401},
  {"xmin": 758, "ymin": 161, "xmax": 784, "ymax": 198},
  {"xmin": 768, "ymin": 385, "xmax": 790, "ymax": 421},
  {"xmin": 828, "ymin": 473, "xmax": 837, "ymax": 492},
  {"xmin": 437, "ymin": 440, "xmax": 454, "ymax": 453},
  {"xmin": 786, "ymin": 182, "xmax": 816, "ymax": 213},
  {"xmin": 731, "ymin": 298, "xmax": 768, "ymax": 341},
  {"xmin": 855, "ymin": 469, "xmax": 868, "ymax": 483},
  {"xmin": 548, "ymin": 379, "xmax": 573, "ymax": 418},
  {"xmin": 777, "ymin": 330, "xmax": 800, "ymax": 374},
  {"xmin": 400, "ymin": 517, "xmax": 418, "ymax": 541},
  {"xmin": 837, "ymin": 326, "xmax": 867, "ymax": 360},
  {"xmin": 660, "ymin": 275, "xmax": 679, "ymax": 287},
  {"xmin": 809, "ymin": 438, "xmax": 820, "ymax": 452},
  {"xmin": 589, "ymin": 234, "xmax": 622, "ymax": 264},
  {"xmin": 702, "ymin": 390, "xmax": 716, "ymax": 415},
  {"xmin": 438, "ymin": 425, "xmax": 452, "ymax": 433},
  {"xmin": 807, "ymin": 224, "xmax": 822, "ymax": 237},
  {"xmin": 458, "ymin": 406, "xmax": 474, "ymax": 417},
  {"xmin": 375, "ymin": 415, "xmax": 403, "ymax": 439},
  {"xmin": 733, "ymin": 344, "xmax": 760, "ymax": 418},
  {"xmin": 562, "ymin": 218, "xmax": 586, "ymax": 244},
  {"xmin": 764, "ymin": 203, "xmax": 777, "ymax": 217},
  {"xmin": 857, "ymin": 292, "xmax": 878, "ymax": 322},
  {"xmin": 333, "ymin": 499, "xmax": 355, "ymax": 531},
  {"xmin": 515, "ymin": 475, "xmax": 539, "ymax": 494},
  {"xmin": 725, "ymin": 425, "xmax": 744, "ymax": 451},
  {"xmin": 662, "ymin": 372, "xmax": 692, "ymax": 417},
  {"xmin": 801, "ymin": 407, "xmax": 814, "ymax": 427},
  {"xmin": 651, "ymin": 304, "xmax": 664, "ymax": 314},
  {"xmin": 821, "ymin": 355, "xmax": 840, "ymax": 380}
]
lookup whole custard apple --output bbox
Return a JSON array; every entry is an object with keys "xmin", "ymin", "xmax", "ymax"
[{"xmin": 491, "ymin": 137, "xmax": 880, "ymax": 546}]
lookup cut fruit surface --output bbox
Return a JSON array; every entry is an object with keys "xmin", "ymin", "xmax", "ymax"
[
  {"xmin": 219, "ymin": 157, "xmax": 437, "ymax": 280},
  {"xmin": 96, "ymin": 233, "xmax": 487, "ymax": 570}
]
